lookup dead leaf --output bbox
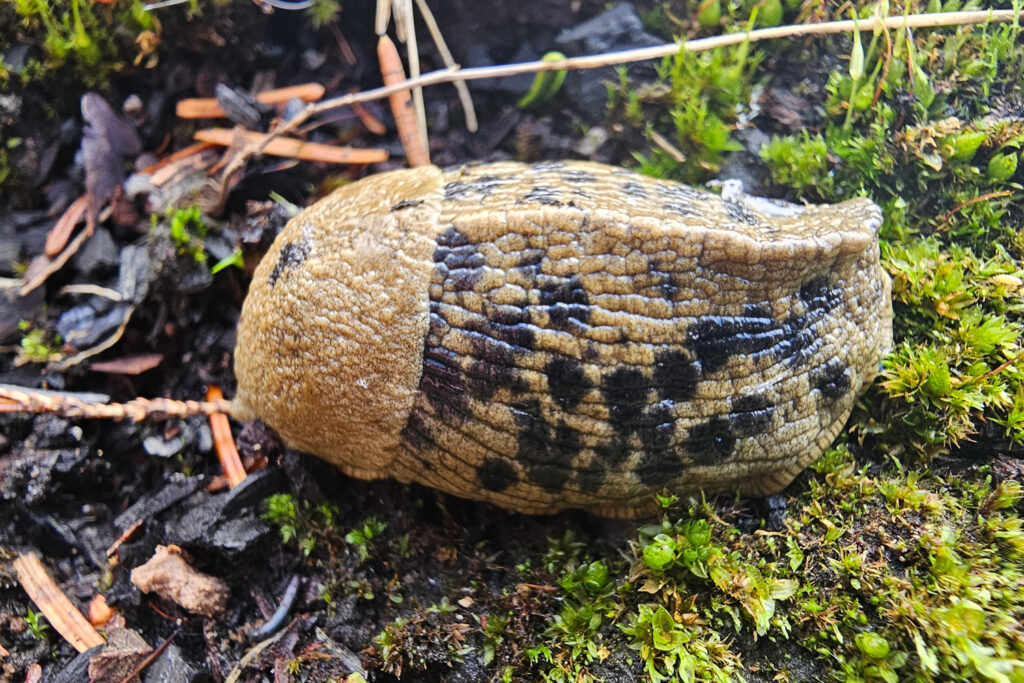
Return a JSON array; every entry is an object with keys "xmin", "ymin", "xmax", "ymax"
[{"xmin": 81, "ymin": 92, "xmax": 142, "ymax": 221}]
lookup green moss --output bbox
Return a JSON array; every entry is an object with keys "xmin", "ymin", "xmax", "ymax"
[
  {"xmin": 620, "ymin": 604, "xmax": 743, "ymax": 682},
  {"xmin": 7, "ymin": 0, "xmax": 158, "ymax": 86},
  {"xmin": 374, "ymin": 599, "xmax": 472, "ymax": 677},
  {"xmin": 157, "ymin": 205, "xmax": 209, "ymax": 264},
  {"xmin": 344, "ymin": 517, "xmax": 387, "ymax": 562},
  {"xmin": 610, "ymin": 42, "xmax": 755, "ymax": 183},
  {"xmin": 261, "ymin": 493, "xmax": 340, "ymax": 558},
  {"xmin": 16, "ymin": 320, "xmax": 62, "ymax": 365},
  {"xmin": 879, "ymin": 239, "xmax": 1024, "ymax": 451}
]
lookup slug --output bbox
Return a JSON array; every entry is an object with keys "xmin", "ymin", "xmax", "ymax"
[{"xmin": 232, "ymin": 160, "xmax": 893, "ymax": 517}]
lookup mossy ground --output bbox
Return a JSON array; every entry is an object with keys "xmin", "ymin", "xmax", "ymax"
[{"xmin": 2, "ymin": 0, "xmax": 1023, "ymax": 681}]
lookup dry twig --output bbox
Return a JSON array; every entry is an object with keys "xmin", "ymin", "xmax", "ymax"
[
  {"xmin": 0, "ymin": 386, "xmax": 233, "ymax": 421},
  {"xmin": 194, "ymin": 128, "xmax": 388, "ymax": 164},
  {"xmin": 13, "ymin": 553, "xmax": 105, "ymax": 653}
]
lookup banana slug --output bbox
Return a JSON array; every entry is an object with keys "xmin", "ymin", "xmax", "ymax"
[{"xmin": 232, "ymin": 160, "xmax": 892, "ymax": 517}]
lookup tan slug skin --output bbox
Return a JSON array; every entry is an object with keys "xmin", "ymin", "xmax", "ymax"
[{"xmin": 233, "ymin": 161, "xmax": 893, "ymax": 517}]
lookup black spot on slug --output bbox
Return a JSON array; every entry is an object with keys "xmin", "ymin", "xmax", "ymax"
[
  {"xmin": 512, "ymin": 402, "xmax": 582, "ymax": 492},
  {"xmin": 604, "ymin": 367, "xmax": 648, "ymax": 429},
  {"xmin": 594, "ymin": 439, "xmax": 631, "ymax": 468},
  {"xmin": 729, "ymin": 393, "xmax": 775, "ymax": 435},
  {"xmin": 420, "ymin": 346, "xmax": 470, "ymax": 422},
  {"xmin": 724, "ymin": 201, "xmax": 761, "ymax": 226},
  {"xmin": 662, "ymin": 202, "xmax": 699, "ymax": 218},
  {"xmin": 489, "ymin": 322, "xmax": 537, "ymax": 351},
  {"xmin": 443, "ymin": 175, "xmax": 509, "ymax": 201},
  {"xmin": 433, "ymin": 227, "xmax": 484, "ymax": 293},
  {"xmin": 685, "ymin": 416, "xmax": 736, "ymax": 463},
  {"xmin": 813, "ymin": 359, "xmax": 851, "ymax": 399},
  {"xmin": 436, "ymin": 224, "xmax": 472, "ymax": 247},
  {"xmin": 529, "ymin": 422, "xmax": 582, "ymax": 492},
  {"xmin": 635, "ymin": 449, "xmax": 683, "ymax": 487},
  {"xmin": 442, "ymin": 245, "xmax": 486, "ymax": 270},
  {"xmin": 633, "ymin": 402, "xmax": 679, "ymax": 486},
  {"xmin": 653, "ymin": 350, "xmax": 699, "ymax": 402},
  {"xmin": 391, "ymin": 199, "xmax": 423, "ymax": 211},
  {"xmin": 621, "ymin": 181, "xmax": 648, "ymax": 198},
  {"xmin": 400, "ymin": 412, "xmax": 435, "ymax": 454},
  {"xmin": 575, "ymin": 457, "xmax": 607, "ymax": 493},
  {"xmin": 464, "ymin": 334, "xmax": 527, "ymax": 400},
  {"xmin": 560, "ymin": 169, "xmax": 597, "ymax": 184},
  {"xmin": 490, "ymin": 305, "xmax": 530, "ymax": 326},
  {"xmin": 648, "ymin": 261, "xmax": 680, "ymax": 301},
  {"xmin": 539, "ymin": 274, "xmax": 591, "ymax": 330},
  {"xmin": 546, "ymin": 357, "xmax": 590, "ymax": 409},
  {"xmin": 268, "ymin": 239, "xmax": 311, "ymax": 287},
  {"xmin": 799, "ymin": 276, "xmax": 843, "ymax": 313},
  {"xmin": 686, "ymin": 311, "xmax": 782, "ymax": 374},
  {"xmin": 519, "ymin": 186, "xmax": 564, "ymax": 206},
  {"xmin": 465, "ymin": 360, "xmax": 518, "ymax": 401},
  {"xmin": 657, "ymin": 183, "xmax": 702, "ymax": 204},
  {"xmin": 537, "ymin": 275, "xmax": 589, "ymax": 306},
  {"xmin": 514, "ymin": 249, "xmax": 545, "ymax": 270},
  {"xmin": 478, "ymin": 457, "xmax": 518, "ymax": 492},
  {"xmin": 635, "ymin": 403, "xmax": 675, "ymax": 447}
]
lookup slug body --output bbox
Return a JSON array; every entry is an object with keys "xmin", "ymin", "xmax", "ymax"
[{"xmin": 233, "ymin": 161, "xmax": 892, "ymax": 517}]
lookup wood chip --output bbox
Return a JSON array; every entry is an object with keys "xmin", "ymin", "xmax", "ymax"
[
  {"xmin": 130, "ymin": 545, "xmax": 229, "ymax": 617},
  {"xmin": 88, "ymin": 594, "xmax": 115, "ymax": 627},
  {"xmin": 20, "ymin": 210, "xmax": 97, "ymax": 297},
  {"xmin": 13, "ymin": 553, "xmax": 106, "ymax": 653},
  {"xmin": 207, "ymin": 385, "xmax": 246, "ymax": 488}
]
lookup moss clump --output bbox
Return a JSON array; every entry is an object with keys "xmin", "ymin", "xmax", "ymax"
[
  {"xmin": 5, "ymin": 0, "xmax": 160, "ymax": 87},
  {"xmin": 881, "ymin": 239, "xmax": 1024, "ymax": 451}
]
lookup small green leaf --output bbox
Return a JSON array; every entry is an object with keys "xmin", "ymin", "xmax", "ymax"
[
  {"xmin": 987, "ymin": 152, "xmax": 1018, "ymax": 182},
  {"xmin": 211, "ymin": 247, "xmax": 244, "ymax": 274},
  {"xmin": 696, "ymin": 0, "xmax": 721, "ymax": 28},
  {"xmin": 643, "ymin": 534, "xmax": 676, "ymax": 572},
  {"xmin": 518, "ymin": 52, "xmax": 567, "ymax": 109},
  {"xmin": 856, "ymin": 631, "xmax": 892, "ymax": 659},
  {"xmin": 849, "ymin": 14, "xmax": 865, "ymax": 81}
]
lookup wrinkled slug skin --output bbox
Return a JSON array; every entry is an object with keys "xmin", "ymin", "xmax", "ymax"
[{"xmin": 233, "ymin": 161, "xmax": 893, "ymax": 517}]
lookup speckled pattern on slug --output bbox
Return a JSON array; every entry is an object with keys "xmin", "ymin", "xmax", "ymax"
[{"xmin": 232, "ymin": 161, "xmax": 893, "ymax": 517}]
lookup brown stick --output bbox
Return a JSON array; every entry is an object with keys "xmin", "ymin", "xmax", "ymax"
[
  {"xmin": 194, "ymin": 128, "xmax": 388, "ymax": 164},
  {"xmin": 378, "ymin": 35, "xmax": 430, "ymax": 167},
  {"xmin": 176, "ymin": 83, "xmax": 327, "ymax": 119}
]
